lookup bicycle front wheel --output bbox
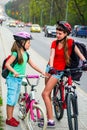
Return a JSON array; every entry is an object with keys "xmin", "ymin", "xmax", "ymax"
[
  {"xmin": 18, "ymin": 93, "xmax": 27, "ymax": 120},
  {"xmin": 26, "ymin": 103, "xmax": 47, "ymax": 130},
  {"xmin": 53, "ymin": 85, "xmax": 64, "ymax": 120},
  {"xmin": 67, "ymin": 93, "xmax": 78, "ymax": 130}
]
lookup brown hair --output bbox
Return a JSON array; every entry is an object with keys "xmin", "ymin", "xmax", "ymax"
[
  {"xmin": 11, "ymin": 40, "xmax": 26, "ymax": 64},
  {"xmin": 56, "ymin": 26, "xmax": 70, "ymax": 65},
  {"xmin": 63, "ymin": 38, "xmax": 70, "ymax": 65}
]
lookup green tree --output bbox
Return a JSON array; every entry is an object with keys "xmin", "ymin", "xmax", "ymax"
[{"xmin": 5, "ymin": 0, "xmax": 87, "ymax": 26}]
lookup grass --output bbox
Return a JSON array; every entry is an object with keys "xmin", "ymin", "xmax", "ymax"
[
  {"xmin": 0, "ymin": 97, "xmax": 3, "ymax": 106},
  {"xmin": 0, "ymin": 97, "xmax": 4, "ymax": 130},
  {"xmin": 0, "ymin": 111, "xmax": 4, "ymax": 130}
]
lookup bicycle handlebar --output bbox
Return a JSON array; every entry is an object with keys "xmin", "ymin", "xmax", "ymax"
[
  {"xmin": 18, "ymin": 74, "xmax": 47, "ymax": 88},
  {"xmin": 54, "ymin": 65, "xmax": 87, "ymax": 74},
  {"xmin": 18, "ymin": 74, "xmax": 40, "ymax": 78}
]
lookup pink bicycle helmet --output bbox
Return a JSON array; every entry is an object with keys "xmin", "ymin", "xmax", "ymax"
[
  {"xmin": 13, "ymin": 31, "xmax": 31, "ymax": 40},
  {"xmin": 57, "ymin": 21, "xmax": 72, "ymax": 35}
]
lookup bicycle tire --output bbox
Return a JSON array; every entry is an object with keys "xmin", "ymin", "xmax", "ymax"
[
  {"xmin": 53, "ymin": 85, "xmax": 64, "ymax": 120},
  {"xmin": 26, "ymin": 103, "xmax": 47, "ymax": 130},
  {"xmin": 67, "ymin": 93, "xmax": 78, "ymax": 130}
]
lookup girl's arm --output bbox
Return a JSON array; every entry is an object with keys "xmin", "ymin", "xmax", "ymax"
[
  {"xmin": 28, "ymin": 58, "xmax": 45, "ymax": 75},
  {"xmin": 5, "ymin": 55, "xmax": 18, "ymax": 76},
  {"xmin": 74, "ymin": 45, "xmax": 86, "ymax": 61},
  {"xmin": 49, "ymin": 48, "xmax": 55, "ymax": 67}
]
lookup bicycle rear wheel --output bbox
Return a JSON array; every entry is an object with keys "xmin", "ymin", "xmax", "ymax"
[
  {"xmin": 26, "ymin": 103, "xmax": 47, "ymax": 130},
  {"xmin": 53, "ymin": 84, "xmax": 64, "ymax": 120},
  {"xmin": 67, "ymin": 93, "xmax": 78, "ymax": 130}
]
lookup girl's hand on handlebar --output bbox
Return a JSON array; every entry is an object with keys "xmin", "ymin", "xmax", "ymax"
[
  {"xmin": 48, "ymin": 67, "xmax": 57, "ymax": 74},
  {"xmin": 82, "ymin": 60, "xmax": 87, "ymax": 71},
  {"xmin": 13, "ymin": 72, "xmax": 19, "ymax": 77},
  {"xmin": 41, "ymin": 71, "xmax": 47, "ymax": 77}
]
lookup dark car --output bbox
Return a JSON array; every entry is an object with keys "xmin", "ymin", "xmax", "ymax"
[
  {"xmin": 44, "ymin": 26, "xmax": 56, "ymax": 37},
  {"xmin": 72, "ymin": 25, "xmax": 87, "ymax": 38}
]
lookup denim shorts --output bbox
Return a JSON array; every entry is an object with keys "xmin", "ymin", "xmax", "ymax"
[
  {"xmin": 6, "ymin": 76, "xmax": 22, "ymax": 106},
  {"xmin": 46, "ymin": 64, "xmax": 64, "ymax": 80}
]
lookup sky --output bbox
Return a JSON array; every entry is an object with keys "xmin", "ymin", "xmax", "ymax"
[{"xmin": 0, "ymin": 0, "xmax": 10, "ymax": 5}]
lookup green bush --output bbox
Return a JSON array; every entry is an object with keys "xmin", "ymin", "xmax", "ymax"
[
  {"xmin": 0, "ymin": 128, "xmax": 4, "ymax": 130},
  {"xmin": 0, "ymin": 97, "xmax": 3, "ymax": 106},
  {"xmin": 0, "ymin": 114, "xmax": 4, "ymax": 130}
]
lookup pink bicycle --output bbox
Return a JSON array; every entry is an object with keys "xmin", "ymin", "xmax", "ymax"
[{"xmin": 18, "ymin": 74, "xmax": 47, "ymax": 130}]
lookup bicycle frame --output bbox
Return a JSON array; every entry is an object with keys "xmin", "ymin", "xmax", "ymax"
[
  {"xmin": 58, "ymin": 71, "xmax": 77, "ymax": 109},
  {"xmin": 19, "ymin": 75, "xmax": 41, "ymax": 121},
  {"xmin": 18, "ymin": 74, "xmax": 47, "ymax": 130},
  {"xmin": 53, "ymin": 66, "xmax": 87, "ymax": 130}
]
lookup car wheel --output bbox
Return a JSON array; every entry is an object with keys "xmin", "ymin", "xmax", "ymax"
[{"xmin": 46, "ymin": 33, "xmax": 49, "ymax": 37}]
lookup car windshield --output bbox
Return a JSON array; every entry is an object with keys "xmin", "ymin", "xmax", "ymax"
[
  {"xmin": 79, "ymin": 26, "xmax": 87, "ymax": 30},
  {"xmin": 82, "ymin": 27, "xmax": 87, "ymax": 30},
  {"xmin": 48, "ymin": 26, "xmax": 56, "ymax": 30},
  {"xmin": 33, "ymin": 25, "xmax": 40, "ymax": 27}
]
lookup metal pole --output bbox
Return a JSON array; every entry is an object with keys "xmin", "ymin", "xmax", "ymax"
[
  {"xmin": 50, "ymin": 0, "xmax": 53, "ymax": 25},
  {"xmin": 65, "ymin": 0, "xmax": 69, "ymax": 21},
  {"xmin": 41, "ymin": 10, "xmax": 43, "ymax": 26}
]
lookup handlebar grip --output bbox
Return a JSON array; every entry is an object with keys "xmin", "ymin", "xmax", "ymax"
[{"xmin": 27, "ymin": 74, "xmax": 39, "ymax": 78}]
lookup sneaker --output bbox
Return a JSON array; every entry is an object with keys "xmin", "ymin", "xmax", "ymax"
[
  {"xmin": 6, "ymin": 118, "xmax": 19, "ymax": 127},
  {"xmin": 12, "ymin": 117, "xmax": 20, "ymax": 125},
  {"xmin": 38, "ymin": 121, "xmax": 55, "ymax": 128},
  {"xmin": 47, "ymin": 121, "xmax": 55, "ymax": 128}
]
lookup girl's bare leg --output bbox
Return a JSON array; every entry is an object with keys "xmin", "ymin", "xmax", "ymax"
[
  {"xmin": 42, "ymin": 76, "xmax": 58, "ymax": 120},
  {"xmin": 6, "ymin": 105, "xmax": 14, "ymax": 119}
]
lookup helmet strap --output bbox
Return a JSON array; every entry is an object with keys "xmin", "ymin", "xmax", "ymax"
[
  {"xmin": 22, "ymin": 45, "xmax": 26, "ymax": 51},
  {"xmin": 16, "ymin": 41, "xmax": 26, "ymax": 51},
  {"xmin": 57, "ymin": 36, "xmax": 67, "ymax": 43}
]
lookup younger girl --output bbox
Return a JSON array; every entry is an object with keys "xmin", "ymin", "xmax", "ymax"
[{"xmin": 5, "ymin": 31, "xmax": 45, "ymax": 127}]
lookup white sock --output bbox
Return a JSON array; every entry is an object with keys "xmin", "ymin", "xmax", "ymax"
[{"xmin": 48, "ymin": 119, "xmax": 54, "ymax": 123}]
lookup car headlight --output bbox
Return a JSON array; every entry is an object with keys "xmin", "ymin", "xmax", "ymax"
[{"xmin": 48, "ymin": 30, "xmax": 51, "ymax": 34}]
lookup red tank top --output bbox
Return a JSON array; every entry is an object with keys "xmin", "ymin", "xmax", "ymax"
[{"xmin": 51, "ymin": 39, "xmax": 73, "ymax": 70}]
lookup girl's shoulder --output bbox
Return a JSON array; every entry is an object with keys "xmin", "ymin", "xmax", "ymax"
[
  {"xmin": 67, "ymin": 38, "xmax": 74, "ymax": 47},
  {"xmin": 51, "ymin": 40, "xmax": 57, "ymax": 48},
  {"xmin": 11, "ymin": 51, "xmax": 17, "ymax": 57}
]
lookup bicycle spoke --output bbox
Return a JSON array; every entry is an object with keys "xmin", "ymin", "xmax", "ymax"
[{"xmin": 53, "ymin": 85, "xmax": 64, "ymax": 121}]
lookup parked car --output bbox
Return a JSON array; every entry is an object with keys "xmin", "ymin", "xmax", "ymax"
[
  {"xmin": 30, "ymin": 24, "xmax": 41, "ymax": 32},
  {"xmin": 44, "ymin": 26, "xmax": 56, "ymax": 37},
  {"xmin": 71, "ymin": 25, "xmax": 87, "ymax": 38}
]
